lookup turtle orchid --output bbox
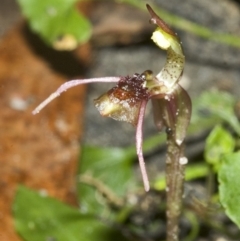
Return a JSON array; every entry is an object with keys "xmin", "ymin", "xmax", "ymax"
[{"xmin": 32, "ymin": 5, "xmax": 191, "ymax": 193}]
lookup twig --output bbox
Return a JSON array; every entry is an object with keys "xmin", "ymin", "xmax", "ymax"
[{"xmin": 79, "ymin": 174, "xmax": 124, "ymax": 208}]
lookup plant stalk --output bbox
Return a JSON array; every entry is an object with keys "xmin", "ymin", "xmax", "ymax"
[{"xmin": 165, "ymin": 130, "xmax": 185, "ymax": 241}]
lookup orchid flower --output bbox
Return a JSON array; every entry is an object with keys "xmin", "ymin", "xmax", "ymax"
[{"xmin": 32, "ymin": 5, "xmax": 191, "ymax": 192}]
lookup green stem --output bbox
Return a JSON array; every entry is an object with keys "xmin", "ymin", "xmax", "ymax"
[{"xmin": 165, "ymin": 131, "xmax": 185, "ymax": 241}]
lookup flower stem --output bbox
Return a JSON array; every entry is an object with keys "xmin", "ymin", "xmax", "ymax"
[{"xmin": 165, "ymin": 130, "xmax": 185, "ymax": 241}]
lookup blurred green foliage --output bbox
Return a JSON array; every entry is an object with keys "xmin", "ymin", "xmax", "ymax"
[
  {"xmin": 13, "ymin": 89, "xmax": 240, "ymax": 240},
  {"xmin": 13, "ymin": 186, "xmax": 127, "ymax": 241},
  {"xmin": 13, "ymin": 0, "xmax": 240, "ymax": 239},
  {"xmin": 77, "ymin": 146, "xmax": 136, "ymax": 217},
  {"xmin": 219, "ymin": 152, "xmax": 240, "ymax": 229},
  {"xmin": 205, "ymin": 125, "xmax": 235, "ymax": 170},
  {"xmin": 17, "ymin": 0, "xmax": 91, "ymax": 50},
  {"xmin": 17, "ymin": 0, "xmax": 240, "ymax": 50}
]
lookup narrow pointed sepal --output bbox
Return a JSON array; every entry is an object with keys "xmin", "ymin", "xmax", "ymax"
[
  {"xmin": 152, "ymin": 84, "xmax": 191, "ymax": 145},
  {"xmin": 136, "ymin": 100, "xmax": 150, "ymax": 191},
  {"xmin": 173, "ymin": 85, "xmax": 192, "ymax": 145},
  {"xmin": 147, "ymin": 4, "xmax": 184, "ymax": 88}
]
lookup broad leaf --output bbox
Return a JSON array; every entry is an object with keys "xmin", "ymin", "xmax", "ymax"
[
  {"xmin": 78, "ymin": 146, "xmax": 136, "ymax": 215},
  {"xmin": 218, "ymin": 152, "xmax": 240, "ymax": 228},
  {"xmin": 13, "ymin": 186, "xmax": 127, "ymax": 241},
  {"xmin": 191, "ymin": 89, "xmax": 240, "ymax": 135},
  {"xmin": 17, "ymin": 0, "xmax": 91, "ymax": 49},
  {"xmin": 205, "ymin": 125, "xmax": 235, "ymax": 170}
]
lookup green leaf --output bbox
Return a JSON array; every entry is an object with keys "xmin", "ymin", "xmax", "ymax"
[
  {"xmin": 205, "ymin": 125, "xmax": 235, "ymax": 169},
  {"xmin": 78, "ymin": 146, "xmax": 136, "ymax": 215},
  {"xmin": 218, "ymin": 152, "xmax": 240, "ymax": 228},
  {"xmin": 13, "ymin": 186, "xmax": 127, "ymax": 241},
  {"xmin": 192, "ymin": 89, "xmax": 240, "ymax": 135},
  {"xmin": 17, "ymin": 0, "xmax": 91, "ymax": 49}
]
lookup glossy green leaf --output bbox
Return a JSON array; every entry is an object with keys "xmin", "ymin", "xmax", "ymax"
[
  {"xmin": 78, "ymin": 146, "xmax": 136, "ymax": 215},
  {"xmin": 205, "ymin": 125, "xmax": 235, "ymax": 169},
  {"xmin": 13, "ymin": 186, "xmax": 127, "ymax": 241},
  {"xmin": 17, "ymin": 0, "xmax": 91, "ymax": 49},
  {"xmin": 218, "ymin": 152, "xmax": 240, "ymax": 228}
]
